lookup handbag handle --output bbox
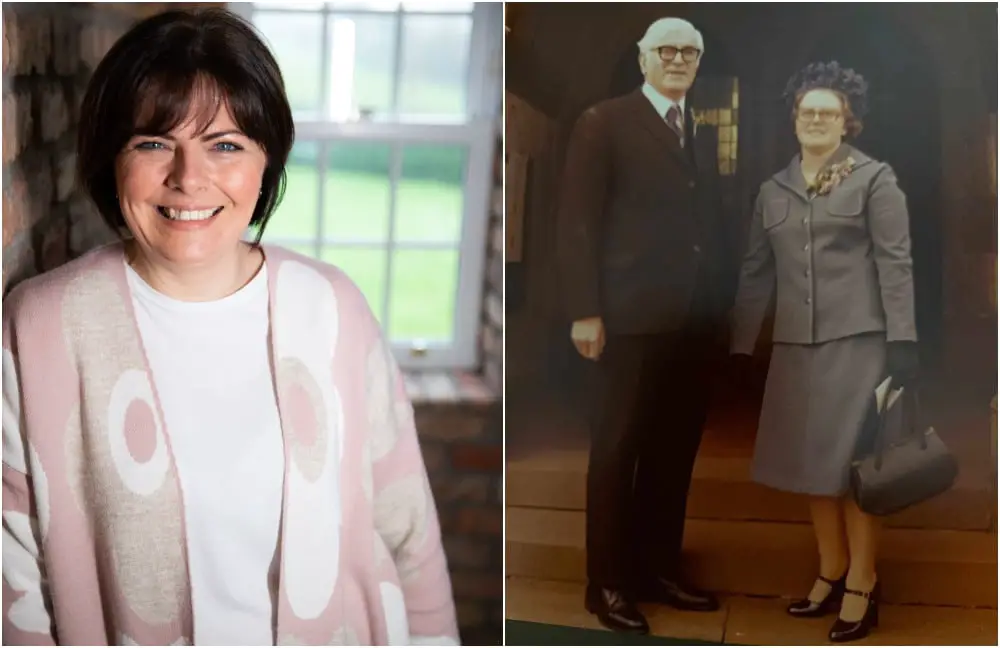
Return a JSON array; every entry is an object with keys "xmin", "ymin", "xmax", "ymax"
[{"xmin": 872, "ymin": 381, "xmax": 926, "ymax": 472}]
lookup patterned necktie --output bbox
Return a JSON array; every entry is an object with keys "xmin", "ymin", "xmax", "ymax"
[{"xmin": 666, "ymin": 105, "xmax": 684, "ymax": 147}]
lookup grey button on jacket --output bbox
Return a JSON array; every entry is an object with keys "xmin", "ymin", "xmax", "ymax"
[{"xmin": 730, "ymin": 144, "xmax": 918, "ymax": 355}]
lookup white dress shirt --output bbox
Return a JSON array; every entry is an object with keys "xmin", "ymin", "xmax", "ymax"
[{"xmin": 642, "ymin": 82, "xmax": 686, "ymax": 145}]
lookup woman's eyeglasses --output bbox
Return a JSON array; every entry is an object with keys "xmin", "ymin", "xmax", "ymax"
[{"xmin": 797, "ymin": 109, "xmax": 843, "ymax": 123}]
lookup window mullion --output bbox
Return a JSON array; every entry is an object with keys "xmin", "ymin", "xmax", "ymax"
[
  {"xmin": 389, "ymin": 8, "xmax": 405, "ymax": 119},
  {"xmin": 382, "ymin": 143, "xmax": 403, "ymax": 333},
  {"xmin": 320, "ymin": 5, "xmax": 332, "ymax": 120}
]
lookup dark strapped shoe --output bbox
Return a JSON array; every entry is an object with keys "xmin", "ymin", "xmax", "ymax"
[
  {"xmin": 787, "ymin": 573, "xmax": 847, "ymax": 618},
  {"xmin": 829, "ymin": 582, "xmax": 880, "ymax": 643}
]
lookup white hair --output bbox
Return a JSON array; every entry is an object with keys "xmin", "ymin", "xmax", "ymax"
[{"xmin": 637, "ymin": 17, "xmax": 705, "ymax": 55}]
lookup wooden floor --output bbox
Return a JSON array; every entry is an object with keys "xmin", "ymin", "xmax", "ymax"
[
  {"xmin": 505, "ymin": 385, "xmax": 998, "ymax": 644},
  {"xmin": 507, "ymin": 577, "xmax": 999, "ymax": 646}
]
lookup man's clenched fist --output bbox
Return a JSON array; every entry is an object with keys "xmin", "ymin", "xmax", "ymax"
[{"xmin": 571, "ymin": 317, "xmax": 605, "ymax": 361}]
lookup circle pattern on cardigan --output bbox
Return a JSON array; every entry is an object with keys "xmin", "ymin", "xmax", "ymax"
[
  {"xmin": 278, "ymin": 358, "xmax": 328, "ymax": 483},
  {"xmin": 107, "ymin": 369, "xmax": 169, "ymax": 496},
  {"xmin": 124, "ymin": 399, "xmax": 157, "ymax": 463},
  {"xmin": 275, "ymin": 260, "xmax": 343, "ymax": 620},
  {"xmin": 373, "ymin": 474, "xmax": 429, "ymax": 570},
  {"xmin": 380, "ymin": 581, "xmax": 409, "ymax": 645}
]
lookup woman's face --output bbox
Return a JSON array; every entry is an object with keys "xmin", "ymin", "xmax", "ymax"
[
  {"xmin": 115, "ymin": 96, "xmax": 268, "ymax": 270},
  {"xmin": 795, "ymin": 89, "xmax": 847, "ymax": 153}
]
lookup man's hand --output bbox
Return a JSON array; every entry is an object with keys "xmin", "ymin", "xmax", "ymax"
[{"xmin": 571, "ymin": 317, "xmax": 605, "ymax": 361}]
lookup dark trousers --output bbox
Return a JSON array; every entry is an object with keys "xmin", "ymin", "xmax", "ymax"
[{"xmin": 584, "ymin": 302, "xmax": 719, "ymax": 590}]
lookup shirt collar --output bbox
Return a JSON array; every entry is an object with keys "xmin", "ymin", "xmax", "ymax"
[{"xmin": 642, "ymin": 82, "xmax": 685, "ymax": 118}]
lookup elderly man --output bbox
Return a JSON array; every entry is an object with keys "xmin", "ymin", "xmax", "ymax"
[{"xmin": 555, "ymin": 17, "xmax": 740, "ymax": 633}]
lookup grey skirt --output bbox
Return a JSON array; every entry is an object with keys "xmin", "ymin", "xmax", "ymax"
[{"xmin": 751, "ymin": 332, "xmax": 886, "ymax": 496}]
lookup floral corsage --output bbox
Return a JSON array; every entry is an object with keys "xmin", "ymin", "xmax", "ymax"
[{"xmin": 808, "ymin": 156, "xmax": 857, "ymax": 198}]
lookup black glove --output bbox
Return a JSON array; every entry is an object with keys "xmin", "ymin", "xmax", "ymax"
[{"xmin": 886, "ymin": 341, "xmax": 920, "ymax": 389}]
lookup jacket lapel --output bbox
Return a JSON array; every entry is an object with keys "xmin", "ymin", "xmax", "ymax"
[
  {"xmin": 773, "ymin": 144, "xmax": 873, "ymax": 202},
  {"xmin": 629, "ymin": 88, "xmax": 693, "ymax": 173}
]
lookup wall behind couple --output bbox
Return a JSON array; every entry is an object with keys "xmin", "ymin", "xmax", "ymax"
[{"xmin": 505, "ymin": 2, "xmax": 996, "ymax": 404}]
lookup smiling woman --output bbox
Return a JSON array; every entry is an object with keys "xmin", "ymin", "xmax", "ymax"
[{"xmin": 2, "ymin": 7, "xmax": 458, "ymax": 647}]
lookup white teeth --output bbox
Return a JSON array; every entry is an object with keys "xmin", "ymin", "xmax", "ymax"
[{"xmin": 161, "ymin": 207, "xmax": 219, "ymax": 221}]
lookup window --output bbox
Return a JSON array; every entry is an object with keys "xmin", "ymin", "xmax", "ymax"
[
  {"xmin": 691, "ymin": 77, "xmax": 739, "ymax": 175},
  {"xmin": 229, "ymin": 1, "xmax": 501, "ymax": 370}
]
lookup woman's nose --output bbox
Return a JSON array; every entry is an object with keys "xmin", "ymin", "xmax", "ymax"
[{"xmin": 167, "ymin": 148, "xmax": 209, "ymax": 193}]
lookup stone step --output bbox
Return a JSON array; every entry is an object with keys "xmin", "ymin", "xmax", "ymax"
[
  {"xmin": 506, "ymin": 446, "xmax": 994, "ymax": 530},
  {"xmin": 506, "ymin": 507, "xmax": 998, "ymax": 608},
  {"xmin": 506, "ymin": 577, "xmax": 999, "ymax": 645}
]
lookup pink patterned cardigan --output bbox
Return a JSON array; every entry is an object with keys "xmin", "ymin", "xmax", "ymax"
[{"xmin": 1, "ymin": 243, "xmax": 459, "ymax": 645}]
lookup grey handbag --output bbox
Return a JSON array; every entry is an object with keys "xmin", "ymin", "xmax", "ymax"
[{"xmin": 850, "ymin": 386, "xmax": 959, "ymax": 517}]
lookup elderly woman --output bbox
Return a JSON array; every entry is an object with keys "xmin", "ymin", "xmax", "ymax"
[
  {"xmin": 730, "ymin": 62, "xmax": 918, "ymax": 643},
  {"xmin": 2, "ymin": 9, "xmax": 458, "ymax": 646}
]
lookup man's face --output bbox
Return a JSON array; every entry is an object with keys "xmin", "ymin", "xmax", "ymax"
[{"xmin": 639, "ymin": 26, "xmax": 701, "ymax": 100}]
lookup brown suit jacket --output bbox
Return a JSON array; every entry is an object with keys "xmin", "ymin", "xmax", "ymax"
[{"xmin": 555, "ymin": 87, "xmax": 739, "ymax": 336}]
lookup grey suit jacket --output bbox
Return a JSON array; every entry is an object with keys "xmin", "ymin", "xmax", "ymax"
[{"xmin": 730, "ymin": 144, "xmax": 918, "ymax": 355}]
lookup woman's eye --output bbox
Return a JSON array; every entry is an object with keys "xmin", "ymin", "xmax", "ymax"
[
  {"xmin": 135, "ymin": 141, "xmax": 166, "ymax": 151},
  {"xmin": 215, "ymin": 141, "xmax": 243, "ymax": 152}
]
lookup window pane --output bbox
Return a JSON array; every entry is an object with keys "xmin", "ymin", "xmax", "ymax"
[
  {"xmin": 327, "ymin": 0, "xmax": 399, "ymax": 9},
  {"xmin": 327, "ymin": 14, "xmax": 396, "ymax": 120},
  {"xmin": 263, "ymin": 141, "xmax": 320, "ymax": 242},
  {"xmin": 388, "ymin": 249, "xmax": 457, "ymax": 342},
  {"xmin": 255, "ymin": 2, "xmax": 325, "ymax": 9},
  {"xmin": 402, "ymin": 1, "xmax": 474, "ymax": 12},
  {"xmin": 254, "ymin": 12, "xmax": 324, "ymax": 116},
  {"xmin": 396, "ymin": 145, "xmax": 465, "ymax": 243},
  {"xmin": 321, "ymin": 247, "xmax": 387, "ymax": 319},
  {"xmin": 398, "ymin": 15, "xmax": 471, "ymax": 118},
  {"xmin": 324, "ymin": 142, "xmax": 391, "ymax": 242},
  {"xmin": 286, "ymin": 243, "xmax": 319, "ymax": 258}
]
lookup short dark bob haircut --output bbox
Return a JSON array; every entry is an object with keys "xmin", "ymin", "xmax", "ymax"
[
  {"xmin": 77, "ymin": 8, "xmax": 294, "ymax": 242},
  {"xmin": 783, "ymin": 61, "xmax": 869, "ymax": 139}
]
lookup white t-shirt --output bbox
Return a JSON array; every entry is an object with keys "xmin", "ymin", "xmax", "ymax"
[{"xmin": 126, "ymin": 261, "xmax": 285, "ymax": 646}]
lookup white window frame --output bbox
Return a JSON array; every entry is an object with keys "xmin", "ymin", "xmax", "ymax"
[{"xmin": 229, "ymin": 2, "xmax": 501, "ymax": 372}]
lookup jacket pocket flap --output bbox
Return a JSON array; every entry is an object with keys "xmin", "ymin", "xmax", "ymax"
[
  {"xmin": 762, "ymin": 199, "xmax": 789, "ymax": 229},
  {"xmin": 827, "ymin": 188, "xmax": 865, "ymax": 217}
]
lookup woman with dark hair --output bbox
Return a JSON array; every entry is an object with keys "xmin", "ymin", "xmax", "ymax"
[
  {"xmin": 2, "ymin": 8, "xmax": 458, "ymax": 645},
  {"xmin": 730, "ymin": 62, "xmax": 918, "ymax": 642}
]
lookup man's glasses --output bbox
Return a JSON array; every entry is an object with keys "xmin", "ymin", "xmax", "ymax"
[
  {"xmin": 655, "ymin": 46, "xmax": 701, "ymax": 64},
  {"xmin": 797, "ymin": 109, "xmax": 843, "ymax": 123}
]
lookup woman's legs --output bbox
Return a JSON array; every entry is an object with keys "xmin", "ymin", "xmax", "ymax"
[
  {"xmin": 841, "ymin": 497, "xmax": 880, "ymax": 620},
  {"xmin": 807, "ymin": 496, "xmax": 849, "ymax": 601}
]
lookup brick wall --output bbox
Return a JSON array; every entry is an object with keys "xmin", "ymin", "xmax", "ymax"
[
  {"xmin": 412, "ymin": 393, "xmax": 503, "ymax": 645},
  {"xmin": 1, "ymin": 3, "xmax": 223, "ymax": 294},
  {"xmin": 3, "ymin": 4, "xmax": 114, "ymax": 292}
]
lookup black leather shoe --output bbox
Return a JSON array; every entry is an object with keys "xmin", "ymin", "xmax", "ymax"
[
  {"xmin": 829, "ymin": 582, "xmax": 880, "ymax": 643},
  {"xmin": 636, "ymin": 577, "xmax": 720, "ymax": 612},
  {"xmin": 584, "ymin": 584, "xmax": 650, "ymax": 635},
  {"xmin": 787, "ymin": 573, "xmax": 846, "ymax": 617}
]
